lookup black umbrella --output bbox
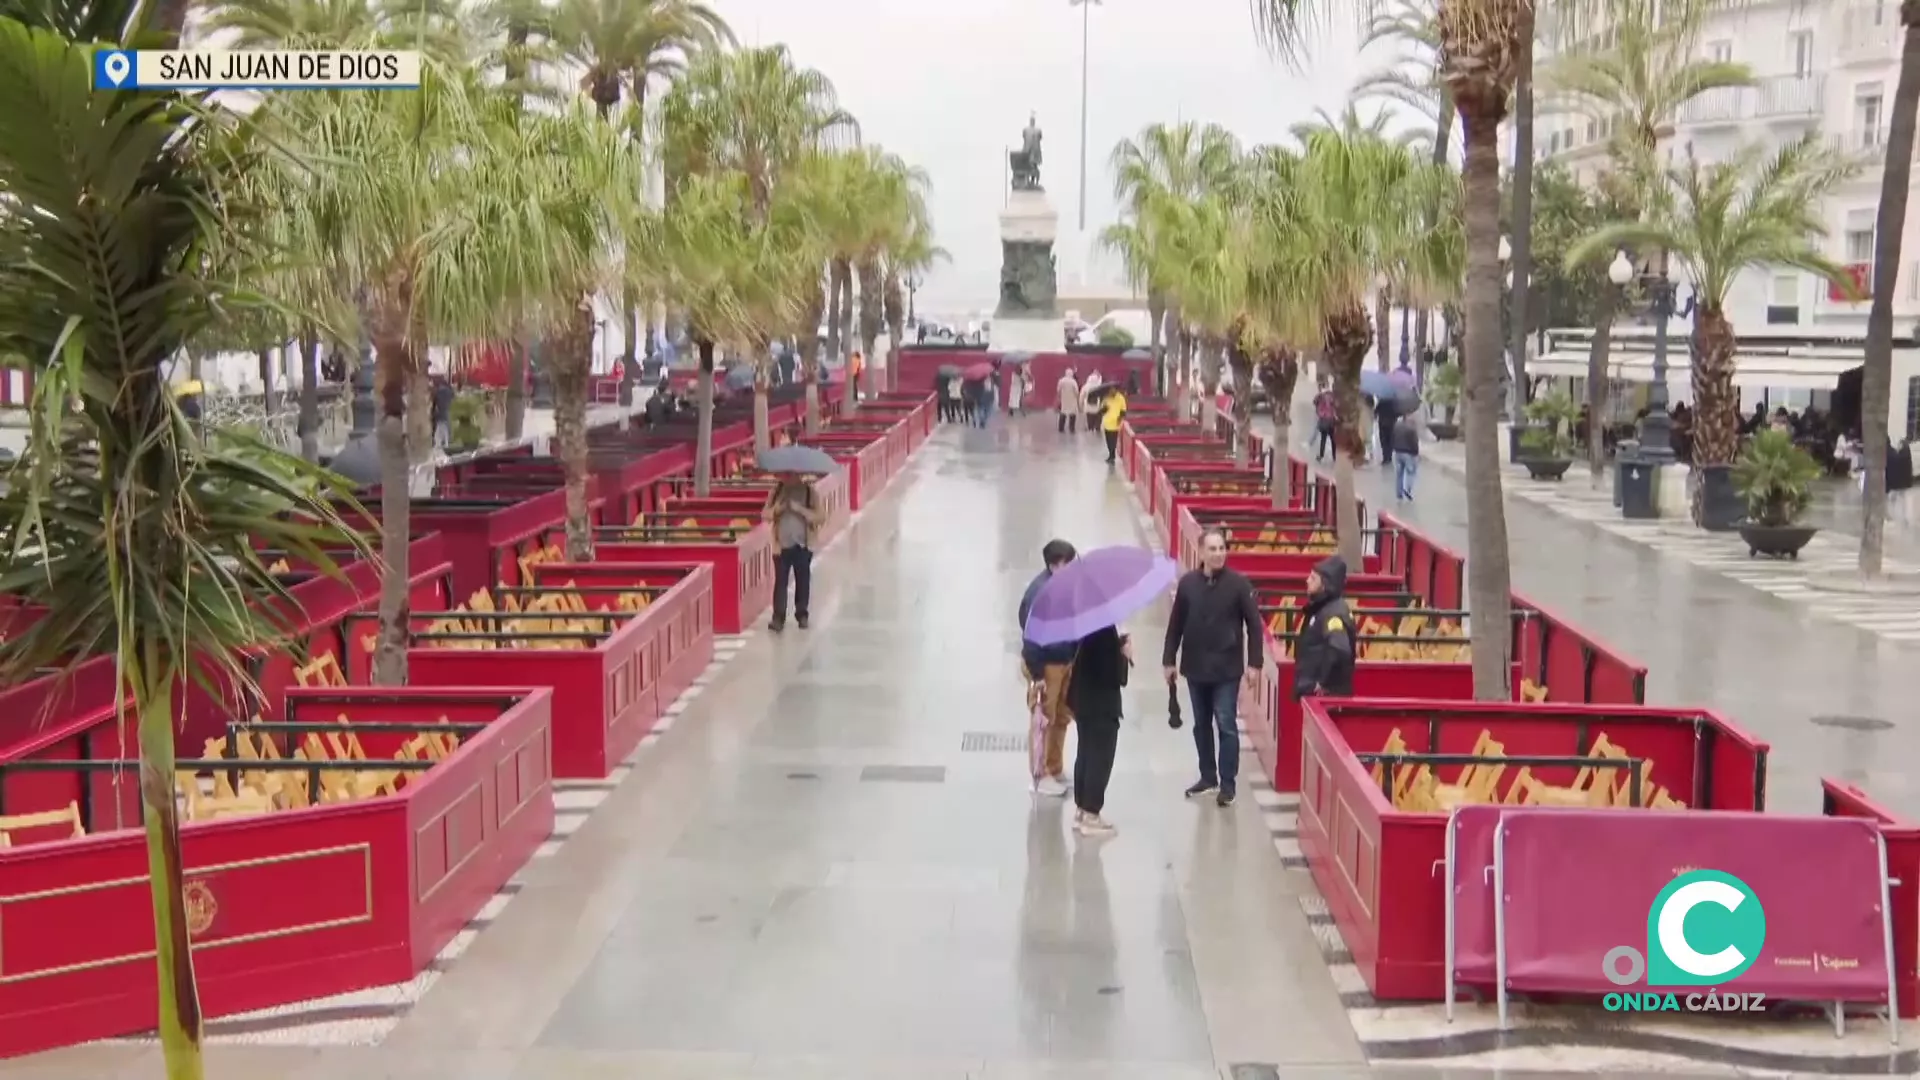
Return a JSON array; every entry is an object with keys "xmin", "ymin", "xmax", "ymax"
[
  {"xmin": 1121, "ymin": 348, "xmax": 1150, "ymax": 361},
  {"xmin": 325, "ymin": 435, "xmax": 381, "ymax": 487},
  {"xmin": 1166, "ymin": 679, "xmax": 1184, "ymax": 730}
]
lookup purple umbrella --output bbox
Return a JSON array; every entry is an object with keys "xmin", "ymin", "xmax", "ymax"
[{"xmin": 1023, "ymin": 546, "xmax": 1178, "ymax": 646}]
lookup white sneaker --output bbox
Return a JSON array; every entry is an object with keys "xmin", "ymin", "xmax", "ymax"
[
  {"xmin": 1073, "ymin": 812, "xmax": 1116, "ymax": 836},
  {"xmin": 1033, "ymin": 777, "xmax": 1069, "ymax": 797}
]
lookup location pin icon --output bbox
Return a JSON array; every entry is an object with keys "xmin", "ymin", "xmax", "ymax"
[{"xmin": 104, "ymin": 52, "xmax": 130, "ymax": 86}]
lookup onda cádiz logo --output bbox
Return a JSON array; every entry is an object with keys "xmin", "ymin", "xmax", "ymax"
[{"xmin": 1601, "ymin": 869, "xmax": 1770, "ymax": 1014}]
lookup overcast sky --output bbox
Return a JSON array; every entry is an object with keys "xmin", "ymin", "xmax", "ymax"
[{"xmin": 712, "ymin": 0, "xmax": 1375, "ymax": 317}]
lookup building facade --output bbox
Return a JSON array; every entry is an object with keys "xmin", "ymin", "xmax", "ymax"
[{"xmin": 1531, "ymin": 0, "xmax": 1920, "ymax": 339}]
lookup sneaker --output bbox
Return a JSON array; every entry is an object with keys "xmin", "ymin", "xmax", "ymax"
[
  {"xmin": 1075, "ymin": 814, "xmax": 1117, "ymax": 836},
  {"xmin": 769, "ymin": 618, "xmax": 786, "ymax": 633},
  {"xmin": 1050, "ymin": 773, "xmax": 1071, "ymax": 792},
  {"xmin": 1184, "ymin": 779, "xmax": 1219, "ymax": 799},
  {"xmin": 1033, "ymin": 777, "xmax": 1069, "ymax": 797},
  {"xmin": 795, "ymin": 615, "xmax": 810, "ymax": 630},
  {"xmin": 1216, "ymin": 787, "xmax": 1237, "ymax": 808}
]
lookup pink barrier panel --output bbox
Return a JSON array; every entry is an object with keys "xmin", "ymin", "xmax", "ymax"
[
  {"xmin": 1446, "ymin": 804, "xmax": 1503, "ymax": 993},
  {"xmin": 1492, "ymin": 809, "xmax": 1895, "ymax": 1007},
  {"xmin": 1823, "ymin": 780, "xmax": 1920, "ymax": 1018}
]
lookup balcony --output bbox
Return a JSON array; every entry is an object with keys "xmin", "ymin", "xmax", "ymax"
[
  {"xmin": 1826, "ymin": 128, "xmax": 1900, "ymax": 166},
  {"xmin": 1839, "ymin": 5, "xmax": 1901, "ymax": 66},
  {"xmin": 1676, "ymin": 86, "xmax": 1748, "ymax": 127},
  {"xmin": 1753, "ymin": 75, "xmax": 1825, "ymax": 120}
]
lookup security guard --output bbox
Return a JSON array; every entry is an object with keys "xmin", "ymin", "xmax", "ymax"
[{"xmin": 1295, "ymin": 555, "xmax": 1355, "ymax": 698}]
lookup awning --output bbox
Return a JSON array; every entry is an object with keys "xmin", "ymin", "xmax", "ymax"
[{"xmin": 1531, "ymin": 343, "xmax": 1859, "ymax": 391}]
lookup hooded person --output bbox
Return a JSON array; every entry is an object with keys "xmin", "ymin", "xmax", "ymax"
[{"xmin": 1294, "ymin": 555, "xmax": 1356, "ymax": 699}]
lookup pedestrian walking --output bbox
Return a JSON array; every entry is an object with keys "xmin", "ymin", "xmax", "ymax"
[
  {"xmin": 430, "ymin": 376, "xmax": 455, "ymax": 449},
  {"xmin": 1018, "ymin": 539, "xmax": 1079, "ymax": 796},
  {"xmin": 1082, "ymin": 373, "xmax": 1104, "ymax": 435},
  {"xmin": 1161, "ymin": 528, "xmax": 1264, "ymax": 807},
  {"xmin": 848, "ymin": 350, "xmax": 865, "ymax": 401},
  {"xmin": 1313, "ymin": 387, "xmax": 1336, "ymax": 460},
  {"xmin": 1067, "ymin": 624, "xmax": 1129, "ymax": 836},
  {"xmin": 763, "ymin": 477, "xmax": 823, "ymax": 632},
  {"xmin": 1057, "ymin": 368, "xmax": 1080, "ymax": 433},
  {"xmin": 1008, "ymin": 368, "xmax": 1026, "ymax": 415},
  {"xmin": 1100, "ymin": 385, "xmax": 1127, "ymax": 465},
  {"xmin": 977, "ymin": 375, "xmax": 998, "ymax": 427},
  {"xmin": 1391, "ymin": 411, "xmax": 1421, "ymax": 500},
  {"xmin": 1294, "ymin": 556, "xmax": 1356, "ymax": 699}
]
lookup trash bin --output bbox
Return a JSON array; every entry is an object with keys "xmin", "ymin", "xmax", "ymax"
[
  {"xmin": 1612, "ymin": 441, "xmax": 1639, "ymax": 507},
  {"xmin": 1617, "ymin": 455, "xmax": 1661, "ymax": 520}
]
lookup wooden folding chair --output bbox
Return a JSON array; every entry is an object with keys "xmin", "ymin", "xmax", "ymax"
[
  {"xmin": 0, "ymin": 801, "xmax": 85, "ymax": 847},
  {"xmin": 294, "ymin": 652, "xmax": 348, "ymax": 688}
]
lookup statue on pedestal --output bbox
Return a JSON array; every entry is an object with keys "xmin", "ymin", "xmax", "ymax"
[{"xmin": 1008, "ymin": 113, "xmax": 1044, "ymax": 192}]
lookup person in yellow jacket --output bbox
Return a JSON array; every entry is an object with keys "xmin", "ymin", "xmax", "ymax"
[{"xmin": 1100, "ymin": 387, "xmax": 1127, "ymax": 465}]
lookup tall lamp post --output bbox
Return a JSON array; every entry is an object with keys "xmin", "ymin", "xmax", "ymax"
[
  {"xmin": 905, "ymin": 270, "xmax": 922, "ymax": 325},
  {"xmin": 1608, "ymin": 250, "xmax": 1691, "ymax": 463},
  {"xmin": 1069, "ymin": 0, "xmax": 1101, "ymax": 233}
]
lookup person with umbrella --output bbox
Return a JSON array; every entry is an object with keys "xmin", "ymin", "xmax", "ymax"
[
  {"xmin": 937, "ymin": 365, "xmax": 962, "ymax": 423},
  {"xmin": 756, "ymin": 444, "xmax": 837, "ymax": 631},
  {"xmin": 1024, "ymin": 546, "xmax": 1176, "ymax": 836},
  {"xmin": 1017, "ymin": 539, "xmax": 1079, "ymax": 797},
  {"xmin": 1161, "ymin": 528, "xmax": 1264, "ymax": 808}
]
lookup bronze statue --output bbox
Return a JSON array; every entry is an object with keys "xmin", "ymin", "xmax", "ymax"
[{"xmin": 1009, "ymin": 112, "xmax": 1044, "ymax": 192}]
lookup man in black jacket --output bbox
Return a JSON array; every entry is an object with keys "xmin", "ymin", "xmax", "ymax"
[
  {"xmin": 1018, "ymin": 539, "xmax": 1079, "ymax": 796},
  {"xmin": 1296, "ymin": 555, "xmax": 1356, "ymax": 698},
  {"xmin": 1162, "ymin": 528, "xmax": 1265, "ymax": 807}
]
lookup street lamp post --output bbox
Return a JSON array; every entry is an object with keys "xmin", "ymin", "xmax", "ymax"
[
  {"xmin": 1069, "ymin": 0, "xmax": 1101, "ymax": 233},
  {"xmin": 1608, "ymin": 250, "xmax": 1692, "ymax": 463},
  {"xmin": 905, "ymin": 270, "xmax": 922, "ymax": 325},
  {"xmin": 1497, "ymin": 234, "xmax": 1514, "ymax": 420}
]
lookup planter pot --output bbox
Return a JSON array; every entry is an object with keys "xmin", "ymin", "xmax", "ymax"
[
  {"xmin": 1427, "ymin": 421, "xmax": 1460, "ymax": 441},
  {"xmin": 1695, "ymin": 464, "xmax": 1743, "ymax": 532},
  {"xmin": 1523, "ymin": 457, "xmax": 1573, "ymax": 481},
  {"xmin": 1739, "ymin": 523, "xmax": 1818, "ymax": 559}
]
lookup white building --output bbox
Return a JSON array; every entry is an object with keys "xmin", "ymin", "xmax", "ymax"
[
  {"xmin": 1530, "ymin": 1, "xmax": 1920, "ymax": 339},
  {"xmin": 1521, "ymin": 1, "xmax": 1920, "ymax": 437}
]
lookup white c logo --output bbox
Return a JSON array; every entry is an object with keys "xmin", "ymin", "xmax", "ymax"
[{"xmin": 1656, "ymin": 879, "xmax": 1748, "ymax": 978}]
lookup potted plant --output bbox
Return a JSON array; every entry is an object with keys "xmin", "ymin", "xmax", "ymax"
[
  {"xmin": 1732, "ymin": 428, "xmax": 1821, "ymax": 558},
  {"xmin": 1517, "ymin": 391, "xmax": 1579, "ymax": 480},
  {"xmin": 1424, "ymin": 362, "xmax": 1461, "ymax": 440}
]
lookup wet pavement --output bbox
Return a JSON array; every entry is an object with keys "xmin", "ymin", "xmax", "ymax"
[{"xmin": 18, "ymin": 416, "xmax": 1911, "ymax": 1078}]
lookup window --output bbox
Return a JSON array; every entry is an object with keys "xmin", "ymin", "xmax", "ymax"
[
  {"xmin": 1707, "ymin": 40, "xmax": 1733, "ymax": 62},
  {"xmin": 1791, "ymin": 31, "xmax": 1814, "ymax": 76},
  {"xmin": 1857, "ymin": 83, "xmax": 1885, "ymax": 142},
  {"xmin": 1586, "ymin": 119, "xmax": 1598, "ymax": 142},
  {"xmin": 1846, "ymin": 228, "xmax": 1876, "ymax": 264},
  {"xmin": 1766, "ymin": 273, "xmax": 1799, "ymax": 324}
]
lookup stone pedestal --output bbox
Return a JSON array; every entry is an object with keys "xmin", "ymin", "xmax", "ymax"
[{"xmin": 993, "ymin": 190, "xmax": 1063, "ymax": 351}]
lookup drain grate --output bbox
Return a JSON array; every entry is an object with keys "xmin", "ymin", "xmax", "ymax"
[
  {"xmin": 961, "ymin": 731, "xmax": 1029, "ymax": 753},
  {"xmin": 1811, "ymin": 714, "xmax": 1895, "ymax": 731},
  {"xmin": 1227, "ymin": 1066, "xmax": 1280, "ymax": 1080},
  {"xmin": 859, "ymin": 765, "xmax": 948, "ymax": 784}
]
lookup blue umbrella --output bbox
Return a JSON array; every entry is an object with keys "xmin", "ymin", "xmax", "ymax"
[
  {"xmin": 756, "ymin": 444, "xmax": 839, "ymax": 476},
  {"xmin": 1023, "ymin": 546, "xmax": 1177, "ymax": 646},
  {"xmin": 1359, "ymin": 369, "xmax": 1400, "ymax": 399},
  {"xmin": 1121, "ymin": 348, "xmax": 1150, "ymax": 361}
]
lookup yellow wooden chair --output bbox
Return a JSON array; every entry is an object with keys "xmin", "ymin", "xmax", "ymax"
[{"xmin": 0, "ymin": 801, "xmax": 85, "ymax": 847}]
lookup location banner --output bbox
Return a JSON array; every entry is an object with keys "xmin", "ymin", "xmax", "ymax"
[{"xmin": 1496, "ymin": 809, "xmax": 1893, "ymax": 1004}]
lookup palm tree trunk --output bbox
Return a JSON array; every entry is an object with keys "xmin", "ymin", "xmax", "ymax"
[
  {"xmin": 407, "ymin": 365, "xmax": 432, "ymax": 466},
  {"xmin": 1506, "ymin": 37, "xmax": 1536, "ymax": 416},
  {"xmin": 371, "ymin": 332, "xmax": 413, "ymax": 686},
  {"xmin": 802, "ymin": 277, "xmax": 826, "ymax": 434},
  {"xmin": 1689, "ymin": 308, "xmax": 1740, "ymax": 478},
  {"xmin": 1585, "ymin": 304, "xmax": 1615, "ymax": 484},
  {"xmin": 751, "ymin": 346, "xmax": 773, "ymax": 452},
  {"xmin": 827, "ymin": 258, "xmax": 849, "ymax": 361},
  {"xmin": 1459, "ymin": 102, "xmax": 1517, "ymax": 702},
  {"xmin": 1263, "ymin": 354, "xmax": 1301, "ymax": 509},
  {"xmin": 1860, "ymin": 12, "xmax": 1920, "ymax": 576},
  {"xmin": 504, "ymin": 342, "xmax": 527, "ymax": 441},
  {"xmin": 1374, "ymin": 290, "xmax": 1392, "ymax": 371},
  {"xmin": 299, "ymin": 332, "xmax": 321, "ymax": 461},
  {"xmin": 1433, "ymin": 91, "xmax": 1455, "ymax": 165},
  {"xmin": 551, "ymin": 302, "xmax": 596, "ymax": 561},
  {"xmin": 1326, "ymin": 307, "xmax": 1371, "ymax": 569},
  {"xmin": 693, "ymin": 338, "xmax": 716, "ymax": 497},
  {"xmin": 134, "ymin": 643, "xmax": 204, "ymax": 1080},
  {"xmin": 1227, "ymin": 349, "xmax": 1254, "ymax": 465},
  {"xmin": 1149, "ymin": 295, "xmax": 1166, "ymax": 395},
  {"xmin": 1199, "ymin": 341, "xmax": 1221, "ymax": 434}
]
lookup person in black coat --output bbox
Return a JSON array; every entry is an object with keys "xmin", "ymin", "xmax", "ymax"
[
  {"xmin": 1067, "ymin": 624, "xmax": 1129, "ymax": 836},
  {"xmin": 1162, "ymin": 528, "xmax": 1264, "ymax": 807},
  {"xmin": 1295, "ymin": 555, "xmax": 1356, "ymax": 699}
]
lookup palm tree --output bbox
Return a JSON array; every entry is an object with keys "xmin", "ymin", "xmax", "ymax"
[
  {"xmin": 1539, "ymin": 0, "xmax": 1755, "ymax": 480},
  {"xmin": 1568, "ymin": 137, "xmax": 1860, "ymax": 523},
  {"xmin": 260, "ymin": 63, "xmax": 523, "ymax": 684},
  {"xmin": 1856, "ymin": 1, "xmax": 1920, "ymax": 576},
  {"xmin": 1257, "ymin": 0, "xmax": 1529, "ymax": 701},
  {"xmin": 1107, "ymin": 121, "xmax": 1242, "ymax": 407},
  {"xmin": 1148, "ymin": 189, "xmax": 1246, "ymax": 436},
  {"xmin": 0, "ymin": 25, "xmax": 367, "ymax": 1078},
  {"xmin": 656, "ymin": 172, "xmax": 761, "ymax": 491},
  {"xmin": 662, "ymin": 45, "xmax": 857, "ymax": 445}
]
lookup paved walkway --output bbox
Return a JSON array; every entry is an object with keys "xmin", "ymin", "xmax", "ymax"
[{"xmin": 20, "ymin": 417, "xmax": 1915, "ymax": 1078}]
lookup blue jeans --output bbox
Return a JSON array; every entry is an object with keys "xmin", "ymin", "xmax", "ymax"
[
  {"xmin": 976, "ymin": 398, "xmax": 995, "ymax": 426},
  {"xmin": 1188, "ymin": 679, "xmax": 1240, "ymax": 790},
  {"xmin": 1395, "ymin": 451, "xmax": 1419, "ymax": 499}
]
